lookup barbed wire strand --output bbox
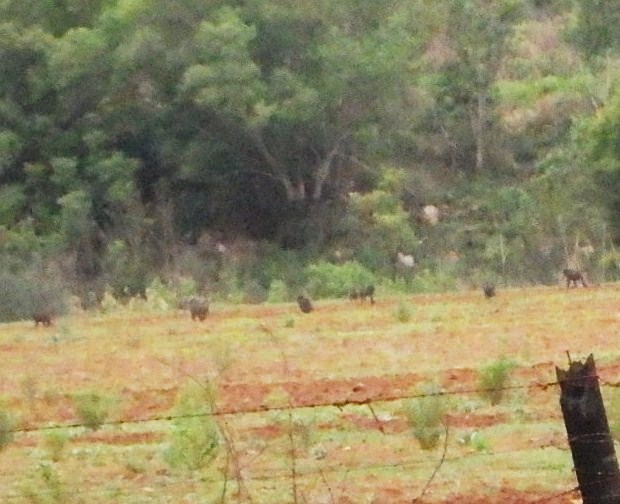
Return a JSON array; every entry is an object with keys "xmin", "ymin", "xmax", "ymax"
[{"xmin": 9, "ymin": 378, "xmax": 562, "ymax": 435}]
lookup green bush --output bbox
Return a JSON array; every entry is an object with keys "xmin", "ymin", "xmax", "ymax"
[
  {"xmin": 72, "ymin": 392, "xmax": 114, "ymax": 431},
  {"xmin": 459, "ymin": 430, "xmax": 490, "ymax": 452},
  {"xmin": 19, "ymin": 461, "xmax": 66, "ymax": 504},
  {"xmin": 42, "ymin": 430, "xmax": 70, "ymax": 462},
  {"xmin": 0, "ymin": 410, "xmax": 14, "ymax": 451},
  {"xmin": 306, "ymin": 260, "xmax": 375, "ymax": 299},
  {"xmin": 0, "ymin": 270, "xmax": 67, "ymax": 323},
  {"xmin": 164, "ymin": 383, "xmax": 219, "ymax": 472},
  {"xmin": 408, "ymin": 268, "xmax": 458, "ymax": 293},
  {"xmin": 102, "ymin": 239, "xmax": 150, "ymax": 300},
  {"xmin": 477, "ymin": 357, "xmax": 517, "ymax": 405},
  {"xmin": 394, "ymin": 299, "xmax": 413, "ymax": 323},
  {"xmin": 405, "ymin": 382, "xmax": 449, "ymax": 450},
  {"xmin": 267, "ymin": 279, "xmax": 289, "ymax": 303},
  {"xmin": 144, "ymin": 277, "xmax": 178, "ymax": 310}
]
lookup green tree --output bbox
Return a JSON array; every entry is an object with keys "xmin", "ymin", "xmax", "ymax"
[
  {"xmin": 421, "ymin": 0, "xmax": 523, "ymax": 173},
  {"xmin": 567, "ymin": 0, "xmax": 620, "ymax": 58}
]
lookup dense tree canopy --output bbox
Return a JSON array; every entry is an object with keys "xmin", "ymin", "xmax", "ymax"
[{"xmin": 0, "ymin": 0, "xmax": 619, "ymax": 306}]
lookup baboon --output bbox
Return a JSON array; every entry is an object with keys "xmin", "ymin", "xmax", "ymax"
[
  {"xmin": 80, "ymin": 290, "xmax": 101, "ymax": 311},
  {"xmin": 359, "ymin": 285, "xmax": 375, "ymax": 304},
  {"xmin": 349, "ymin": 285, "xmax": 375, "ymax": 304},
  {"xmin": 348, "ymin": 289, "xmax": 359, "ymax": 301},
  {"xmin": 178, "ymin": 297, "xmax": 209, "ymax": 321},
  {"xmin": 482, "ymin": 283, "xmax": 496, "ymax": 298},
  {"xmin": 563, "ymin": 269, "xmax": 587, "ymax": 288},
  {"xmin": 33, "ymin": 312, "xmax": 53, "ymax": 327},
  {"xmin": 297, "ymin": 295, "xmax": 313, "ymax": 314},
  {"xmin": 189, "ymin": 297, "xmax": 209, "ymax": 321}
]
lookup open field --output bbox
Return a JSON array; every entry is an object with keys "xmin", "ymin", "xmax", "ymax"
[{"xmin": 1, "ymin": 284, "xmax": 620, "ymax": 502}]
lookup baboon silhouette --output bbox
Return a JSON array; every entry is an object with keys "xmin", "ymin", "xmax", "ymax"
[
  {"xmin": 482, "ymin": 283, "xmax": 496, "ymax": 298},
  {"xmin": 178, "ymin": 297, "xmax": 209, "ymax": 321},
  {"xmin": 297, "ymin": 295, "xmax": 313, "ymax": 314},
  {"xmin": 33, "ymin": 312, "xmax": 53, "ymax": 327},
  {"xmin": 359, "ymin": 285, "xmax": 375, "ymax": 304},
  {"xmin": 563, "ymin": 269, "xmax": 587, "ymax": 288},
  {"xmin": 349, "ymin": 285, "xmax": 375, "ymax": 304}
]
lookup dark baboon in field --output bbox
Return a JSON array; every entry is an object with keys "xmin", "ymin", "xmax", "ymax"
[
  {"xmin": 348, "ymin": 289, "xmax": 359, "ymax": 301},
  {"xmin": 297, "ymin": 295, "xmax": 313, "ymax": 314},
  {"xmin": 349, "ymin": 285, "xmax": 375, "ymax": 304},
  {"xmin": 563, "ymin": 269, "xmax": 587, "ymax": 288},
  {"xmin": 482, "ymin": 283, "xmax": 496, "ymax": 298},
  {"xmin": 33, "ymin": 312, "xmax": 53, "ymax": 327},
  {"xmin": 359, "ymin": 285, "xmax": 375, "ymax": 304},
  {"xmin": 179, "ymin": 297, "xmax": 209, "ymax": 321}
]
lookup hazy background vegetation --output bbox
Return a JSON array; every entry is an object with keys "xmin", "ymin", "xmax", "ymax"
[{"xmin": 1, "ymin": 0, "xmax": 620, "ymax": 315}]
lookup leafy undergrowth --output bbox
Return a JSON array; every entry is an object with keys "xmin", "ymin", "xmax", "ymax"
[{"xmin": 0, "ymin": 284, "xmax": 618, "ymax": 502}]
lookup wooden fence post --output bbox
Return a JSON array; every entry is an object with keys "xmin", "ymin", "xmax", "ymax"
[{"xmin": 556, "ymin": 353, "xmax": 620, "ymax": 503}]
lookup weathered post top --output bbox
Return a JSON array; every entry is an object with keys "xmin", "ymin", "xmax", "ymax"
[{"xmin": 556, "ymin": 353, "xmax": 620, "ymax": 504}]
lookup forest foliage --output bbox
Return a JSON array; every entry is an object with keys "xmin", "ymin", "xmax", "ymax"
[{"xmin": 1, "ymin": 0, "xmax": 620, "ymax": 315}]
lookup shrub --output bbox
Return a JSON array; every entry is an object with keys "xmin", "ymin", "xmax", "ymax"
[
  {"xmin": 306, "ymin": 260, "xmax": 375, "ymax": 299},
  {"xmin": 0, "ymin": 270, "xmax": 67, "ymax": 323},
  {"xmin": 144, "ymin": 277, "xmax": 177, "ymax": 311},
  {"xmin": 72, "ymin": 392, "xmax": 114, "ymax": 431},
  {"xmin": 408, "ymin": 268, "xmax": 458, "ymax": 293},
  {"xmin": 43, "ymin": 430, "xmax": 70, "ymax": 462},
  {"xmin": 267, "ymin": 279, "xmax": 289, "ymax": 303},
  {"xmin": 0, "ymin": 409, "xmax": 14, "ymax": 451},
  {"xmin": 477, "ymin": 357, "xmax": 517, "ymax": 405},
  {"xmin": 20, "ymin": 461, "xmax": 66, "ymax": 503},
  {"xmin": 394, "ymin": 299, "xmax": 413, "ymax": 323},
  {"xmin": 164, "ymin": 383, "xmax": 219, "ymax": 472},
  {"xmin": 406, "ymin": 382, "xmax": 448, "ymax": 450},
  {"xmin": 459, "ymin": 430, "xmax": 490, "ymax": 452}
]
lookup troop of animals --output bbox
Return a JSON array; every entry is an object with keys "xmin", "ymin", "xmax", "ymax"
[
  {"xmin": 348, "ymin": 285, "xmax": 376, "ymax": 304},
  {"xmin": 481, "ymin": 268, "xmax": 589, "ymax": 299},
  {"xmin": 27, "ymin": 266, "xmax": 590, "ymax": 326}
]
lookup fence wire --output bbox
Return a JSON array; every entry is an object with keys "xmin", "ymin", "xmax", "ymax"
[{"xmin": 0, "ymin": 374, "xmax": 597, "ymax": 503}]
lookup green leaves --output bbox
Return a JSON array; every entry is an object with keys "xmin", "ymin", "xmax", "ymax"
[{"xmin": 181, "ymin": 8, "xmax": 263, "ymax": 119}]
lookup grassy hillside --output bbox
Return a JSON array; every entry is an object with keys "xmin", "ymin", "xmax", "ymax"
[{"xmin": 1, "ymin": 283, "xmax": 619, "ymax": 502}]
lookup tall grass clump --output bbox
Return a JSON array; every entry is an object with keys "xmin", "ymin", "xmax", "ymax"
[
  {"xmin": 477, "ymin": 356, "xmax": 517, "ymax": 405},
  {"xmin": 394, "ymin": 299, "xmax": 413, "ymax": 323},
  {"xmin": 0, "ymin": 409, "xmax": 14, "ymax": 451},
  {"xmin": 603, "ymin": 387, "xmax": 620, "ymax": 441},
  {"xmin": 164, "ymin": 383, "xmax": 219, "ymax": 472},
  {"xmin": 19, "ymin": 462, "xmax": 67, "ymax": 503},
  {"xmin": 72, "ymin": 392, "xmax": 114, "ymax": 431},
  {"xmin": 42, "ymin": 430, "xmax": 71, "ymax": 462},
  {"xmin": 405, "ymin": 382, "xmax": 449, "ymax": 450}
]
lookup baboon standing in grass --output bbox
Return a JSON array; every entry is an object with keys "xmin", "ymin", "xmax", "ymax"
[
  {"xmin": 297, "ymin": 295, "xmax": 313, "ymax": 314},
  {"xmin": 563, "ymin": 269, "xmax": 587, "ymax": 288},
  {"xmin": 349, "ymin": 285, "xmax": 375, "ymax": 304},
  {"xmin": 178, "ymin": 297, "xmax": 209, "ymax": 321},
  {"xmin": 359, "ymin": 285, "xmax": 375, "ymax": 304},
  {"xmin": 33, "ymin": 312, "xmax": 53, "ymax": 327},
  {"xmin": 482, "ymin": 283, "xmax": 496, "ymax": 298}
]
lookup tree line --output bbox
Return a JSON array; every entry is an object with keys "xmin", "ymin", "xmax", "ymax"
[{"xmin": 1, "ymin": 0, "xmax": 620, "ymax": 313}]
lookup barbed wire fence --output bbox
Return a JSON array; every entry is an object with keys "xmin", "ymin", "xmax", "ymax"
[{"xmin": 0, "ymin": 371, "xmax": 606, "ymax": 503}]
